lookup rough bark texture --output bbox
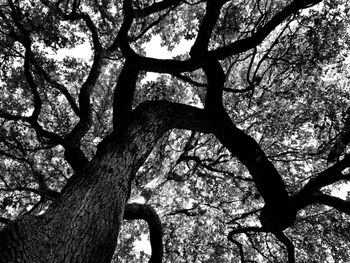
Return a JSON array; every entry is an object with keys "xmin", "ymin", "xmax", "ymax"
[
  {"xmin": 0, "ymin": 101, "xmax": 212, "ymax": 262},
  {"xmin": 0, "ymin": 1, "xmax": 336, "ymax": 262}
]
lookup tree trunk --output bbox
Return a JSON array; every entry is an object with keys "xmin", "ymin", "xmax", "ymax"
[{"xmin": 0, "ymin": 101, "xmax": 210, "ymax": 263}]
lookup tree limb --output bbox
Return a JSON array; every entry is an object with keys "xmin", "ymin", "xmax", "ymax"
[
  {"xmin": 274, "ymin": 232, "xmax": 295, "ymax": 263},
  {"xmin": 299, "ymin": 193, "xmax": 350, "ymax": 215},
  {"xmin": 124, "ymin": 203, "xmax": 163, "ymax": 263},
  {"xmin": 293, "ymin": 154, "xmax": 350, "ymax": 207},
  {"xmin": 112, "ymin": 60, "xmax": 139, "ymax": 131},
  {"xmin": 190, "ymin": 0, "xmax": 229, "ymax": 59},
  {"xmin": 126, "ymin": 0, "xmax": 323, "ymax": 74},
  {"xmin": 202, "ymin": 57, "xmax": 295, "ymax": 231},
  {"xmin": 63, "ymin": 12, "xmax": 103, "ymax": 147}
]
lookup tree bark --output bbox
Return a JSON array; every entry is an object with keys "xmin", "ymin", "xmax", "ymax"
[{"xmin": 0, "ymin": 101, "xmax": 212, "ymax": 263}]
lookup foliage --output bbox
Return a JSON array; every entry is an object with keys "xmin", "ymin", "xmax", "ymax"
[{"xmin": 1, "ymin": 0, "xmax": 350, "ymax": 262}]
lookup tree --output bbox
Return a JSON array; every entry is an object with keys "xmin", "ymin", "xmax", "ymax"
[{"xmin": 0, "ymin": 0, "xmax": 350, "ymax": 262}]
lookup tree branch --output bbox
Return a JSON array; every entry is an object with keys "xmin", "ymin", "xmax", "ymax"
[
  {"xmin": 64, "ymin": 12, "xmax": 103, "ymax": 147},
  {"xmin": 274, "ymin": 232, "xmax": 295, "ymax": 263},
  {"xmin": 202, "ymin": 58, "xmax": 294, "ymax": 231},
  {"xmin": 298, "ymin": 193, "xmax": 350, "ymax": 215},
  {"xmin": 107, "ymin": 0, "xmax": 136, "ymax": 57},
  {"xmin": 32, "ymin": 59, "xmax": 80, "ymax": 117},
  {"xmin": 131, "ymin": 0, "xmax": 323, "ymax": 75},
  {"xmin": 124, "ymin": 203, "xmax": 163, "ymax": 263},
  {"xmin": 112, "ymin": 60, "xmax": 139, "ymax": 131},
  {"xmin": 211, "ymin": 0, "xmax": 321, "ymax": 60},
  {"xmin": 190, "ymin": 0, "xmax": 228, "ymax": 59},
  {"xmin": 293, "ymin": 154, "xmax": 350, "ymax": 207},
  {"xmin": 40, "ymin": 0, "xmax": 103, "ymax": 150}
]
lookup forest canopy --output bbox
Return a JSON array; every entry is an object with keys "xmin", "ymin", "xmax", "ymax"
[{"xmin": 1, "ymin": 0, "xmax": 350, "ymax": 262}]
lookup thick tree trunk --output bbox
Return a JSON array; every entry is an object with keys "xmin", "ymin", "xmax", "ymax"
[
  {"xmin": 0, "ymin": 112, "xmax": 158, "ymax": 262},
  {"xmin": 0, "ymin": 142, "xmax": 137, "ymax": 263},
  {"xmin": 0, "ymin": 101, "xmax": 210, "ymax": 263}
]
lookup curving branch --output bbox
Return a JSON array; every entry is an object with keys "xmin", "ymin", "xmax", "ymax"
[
  {"xmin": 327, "ymin": 107, "xmax": 350, "ymax": 163},
  {"xmin": 190, "ymin": 0, "xmax": 229, "ymax": 59},
  {"xmin": 228, "ymin": 238, "xmax": 245, "ymax": 263},
  {"xmin": 31, "ymin": 59, "xmax": 80, "ymax": 117},
  {"xmin": 63, "ymin": 12, "xmax": 103, "ymax": 147},
  {"xmin": 274, "ymin": 232, "xmax": 295, "ymax": 263},
  {"xmin": 227, "ymin": 226, "xmax": 265, "ymax": 262},
  {"xmin": 4, "ymin": 1, "xmax": 93, "ymax": 172},
  {"xmin": 228, "ymin": 227, "xmax": 295, "ymax": 263},
  {"xmin": 24, "ymin": 50, "xmax": 41, "ymax": 121},
  {"xmin": 126, "ymin": 0, "xmax": 323, "ymax": 75},
  {"xmin": 211, "ymin": 0, "xmax": 322, "ymax": 60},
  {"xmin": 112, "ymin": 60, "xmax": 139, "ymax": 131},
  {"xmin": 124, "ymin": 203, "xmax": 163, "ymax": 263},
  {"xmin": 202, "ymin": 58, "xmax": 295, "ymax": 231},
  {"xmin": 40, "ymin": 0, "xmax": 103, "ymax": 156},
  {"xmin": 107, "ymin": 0, "xmax": 135, "ymax": 56}
]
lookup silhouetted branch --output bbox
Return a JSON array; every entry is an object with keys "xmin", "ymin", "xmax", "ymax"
[
  {"xmin": 132, "ymin": 0, "xmax": 323, "ymax": 74},
  {"xmin": 293, "ymin": 154, "xmax": 350, "ymax": 206},
  {"xmin": 32, "ymin": 61, "xmax": 80, "ymax": 117},
  {"xmin": 108, "ymin": 0, "xmax": 135, "ymax": 56},
  {"xmin": 212, "ymin": 0, "xmax": 322, "ymax": 60},
  {"xmin": 298, "ymin": 193, "xmax": 350, "ymax": 215},
  {"xmin": 63, "ymin": 13, "xmax": 103, "ymax": 147},
  {"xmin": 112, "ymin": 60, "xmax": 139, "ymax": 131},
  {"xmin": 40, "ymin": 0, "xmax": 103, "ymax": 155},
  {"xmin": 228, "ymin": 238, "xmax": 245, "ymax": 263},
  {"xmin": 274, "ymin": 232, "xmax": 295, "ymax": 263},
  {"xmin": 124, "ymin": 203, "xmax": 163, "ymax": 263},
  {"xmin": 203, "ymin": 57, "xmax": 294, "ymax": 231},
  {"xmin": 190, "ymin": 0, "xmax": 229, "ymax": 59}
]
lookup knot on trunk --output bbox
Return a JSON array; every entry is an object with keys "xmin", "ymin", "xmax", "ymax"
[{"xmin": 260, "ymin": 203, "xmax": 296, "ymax": 232}]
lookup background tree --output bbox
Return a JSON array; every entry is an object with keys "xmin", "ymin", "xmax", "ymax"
[{"xmin": 0, "ymin": 0, "xmax": 350, "ymax": 262}]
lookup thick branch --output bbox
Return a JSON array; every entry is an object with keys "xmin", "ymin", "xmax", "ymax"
[
  {"xmin": 211, "ymin": 0, "xmax": 320, "ymax": 60},
  {"xmin": 297, "ymin": 193, "xmax": 350, "ymax": 215},
  {"xmin": 202, "ymin": 57, "xmax": 295, "ymax": 231},
  {"xmin": 129, "ymin": 0, "xmax": 322, "ymax": 75},
  {"xmin": 124, "ymin": 203, "xmax": 163, "ymax": 263},
  {"xmin": 112, "ymin": 60, "xmax": 139, "ymax": 131},
  {"xmin": 40, "ymin": 0, "xmax": 103, "ymax": 149},
  {"xmin": 107, "ymin": 0, "xmax": 136, "ymax": 57},
  {"xmin": 293, "ymin": 154, "xmax": 350, "ymax": 206},
  {"xmin": 190, "ymin": 0, "xmax": 228, "ymax": 59}
]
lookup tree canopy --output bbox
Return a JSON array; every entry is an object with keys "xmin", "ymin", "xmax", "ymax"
[{"xmin": 1, "ymin": 0, "xmax": 350, "ymax": 262}]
